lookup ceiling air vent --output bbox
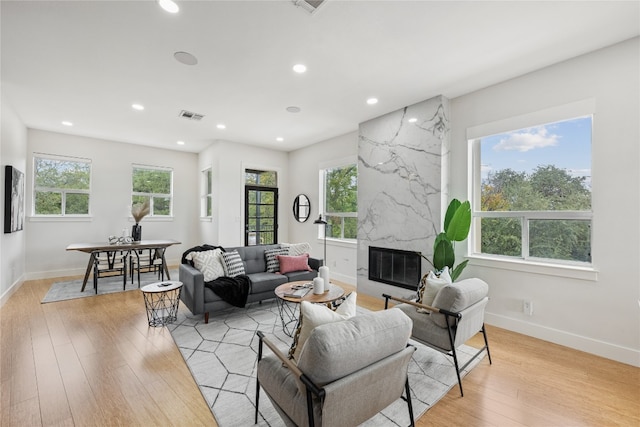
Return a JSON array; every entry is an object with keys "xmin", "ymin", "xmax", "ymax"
[
  {"xmin": 179, "ymin": 110, "xmax": 205, "ymax": 121},
  {"xmin": 292, "ymin": 0, "xmax": 326, "ymax": 14}
]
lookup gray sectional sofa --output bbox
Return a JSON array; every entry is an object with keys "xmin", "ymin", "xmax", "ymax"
[{"xmin": 179, "ymin": 244, "xmax": 322, "ymax": 323}]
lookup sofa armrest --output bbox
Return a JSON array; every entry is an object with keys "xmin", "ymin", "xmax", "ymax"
[
  {"xmin": 308, "ymin": 257, "xmax": 323, "ymax": 270},
  {"xmin": 179, "ymin": 263, "xmax": 205, "ymax": 315}
]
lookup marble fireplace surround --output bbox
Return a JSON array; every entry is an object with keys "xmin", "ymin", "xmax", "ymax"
[{"xmin": 357, "ymin": 95, "xmax": 450, "ymax": 297}]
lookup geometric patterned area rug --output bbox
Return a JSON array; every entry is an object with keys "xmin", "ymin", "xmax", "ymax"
[
  {"xmin": 41, "ymin": 270, "xmax": 178, "ymax": 303},
  {"xmin": 169, "ymin": 298, "xmax": 486, "ymax": 426}
]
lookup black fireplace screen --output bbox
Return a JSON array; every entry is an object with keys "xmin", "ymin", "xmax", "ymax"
[{"xmin": 368, "ymin": 246, "xmax": 421, "ymax": 290}]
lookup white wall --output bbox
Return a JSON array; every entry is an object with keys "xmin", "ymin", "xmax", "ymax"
[
  {"xmin": 197, "ymin": 140, "xmax": 290, "ymax": 248},
  {"xmin": 288, "ymin": 131, "xmax": 358, "ymax": 285},
  {"xmin": 450, "ymin": 37, "xmax": 640, "ymax": 366},
  {"xmin": 1, "ymin": 97, "xmax": 27, "ymax": 304},
  {"xmin": 25, "ymin": 130, "xmax": 200, "ymax": 278}
]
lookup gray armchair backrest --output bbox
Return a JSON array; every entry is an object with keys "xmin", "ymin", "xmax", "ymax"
[{"xmin": 430, "ymin": 278, "xmax": 489, "ymax": 328}]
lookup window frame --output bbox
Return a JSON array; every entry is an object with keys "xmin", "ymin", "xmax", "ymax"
[
  {"xmin": 131, "ymin": 164, "xmax": 173, "ymax": 218},
  {"xmin": 201, "ymin": 167, "xmax": 212, "ymax": 218},
  {"xmin": 32, "ymin": 153, "xmax": 92, "ymax": 217},
  {"xmin": 467, "ymin": 100, "xmax": 595, "ymax": 271},
  {"xmin": 319, "ymin": 158, "xmax": 358, "ymax": 242}
]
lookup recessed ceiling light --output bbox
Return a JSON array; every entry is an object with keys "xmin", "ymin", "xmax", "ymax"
[
  {"xmin": 62, "ymin": 121, "xmax": 73, "ymax": 126},
  {"xmin": 276, "ymin": 137, "xmax": 284, "ymax": 142},
  {"xmin": 174, "ymin": 51, "xmax": 198, "ymax": 66},
  {"xmin": 177, "ymin": 140, "xmax": 185, "ymax": 145},
  {"xmin": 132, "ymin": 103, "xmax": 145, "ymax": 111},
  {"xmin": 286, "ymin": 106, "xmax": 301, "ymax": 113},
  {"xmin": 158, "ymin": 0, "xmax": 179, "ymax": 14},
  {"xmin": 216, "ymin": 123, "xmax": 226, "ymax": 129},
  {"xmin": 293, "ymin": 64, "xmax": 307, "ymax": 73},
  {"xmin": 408, "ymin": 117, "xmax": 417, "ymax": 123},
  {"xmin": 366, "ymin": 98, "xmax": 378, "ymax": 105}
]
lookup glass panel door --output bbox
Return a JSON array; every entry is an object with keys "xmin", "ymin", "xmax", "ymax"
[{"xmin": 245, "ymin": 185, "xmax": 278, "ymax": 246}]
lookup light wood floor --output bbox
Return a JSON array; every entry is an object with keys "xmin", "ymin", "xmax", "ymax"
[{"xmin": 1, "ymin": 276, "xmax": 638, "ymax": 426}]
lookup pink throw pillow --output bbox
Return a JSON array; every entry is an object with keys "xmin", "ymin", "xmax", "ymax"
[{"xmin": 277, "ymin": 253, "xmax": 312, "ymax": 274}]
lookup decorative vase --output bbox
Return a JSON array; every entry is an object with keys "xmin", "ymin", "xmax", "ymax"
[{"xmin": 132, "ymin": 224, "xmax": 142, "ymax": 242}]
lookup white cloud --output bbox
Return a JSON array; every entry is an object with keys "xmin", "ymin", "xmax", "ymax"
[{"xmin": 494, "ymin": 126, "xmax": 559, "ymax": 152}]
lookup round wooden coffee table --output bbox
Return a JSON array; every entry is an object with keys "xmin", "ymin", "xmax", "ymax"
[{"xmin": 274, "ymin": 280, "xmax": 345, "ymax": 336}]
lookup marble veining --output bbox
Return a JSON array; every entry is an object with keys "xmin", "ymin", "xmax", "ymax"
[{"xmin": 357, "ymin": 95, "xmax": 450, "ymax": 296}]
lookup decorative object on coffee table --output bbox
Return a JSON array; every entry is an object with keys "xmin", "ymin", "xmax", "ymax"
[{"xmin": 131, "ymin": 199, "xmax": 150, "ymax": 242}]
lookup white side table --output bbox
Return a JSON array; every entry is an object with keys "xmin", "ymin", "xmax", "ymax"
[{"xmin": 141, "ymin": 281, "xmax": 183, "ymax": 327}]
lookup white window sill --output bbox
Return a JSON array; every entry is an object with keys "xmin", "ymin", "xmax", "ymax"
[
  {"xmin": 200, "ymin": 217, "xmax": 213, "ymax": 222},
  {"xmin": 29, "ymin": 216, "xmax": 93, "ymax": 222},
  {"xmin": 467, "ymin": 254, "xmax": 598, "ymax": 281},
  {"xmin": 128, "ymin": 217, "xmax": 174, "ymax": 222}
]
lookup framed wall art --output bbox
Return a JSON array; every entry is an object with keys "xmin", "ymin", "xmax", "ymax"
[{"xmin": 4, "ymin": 165, "xmax": 25, "ymax": 233}]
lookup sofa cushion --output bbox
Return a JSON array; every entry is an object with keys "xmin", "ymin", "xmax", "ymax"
[
  {"xmin": 290, "ymin": 292, "xmax": 357, "ymax": 361},
  {"xmin": 246, "ymin": 272, "xmax": 288, "ymax": 294},
  {"xmin": 185, "ymin": 248, "xmax": 225, "ymax": 282},
  {"xmin": 221, "ymin": 250, "xmax": 246, "ymax": 277},
  {"xmin": 417, "ymin": 267, "xmax": 451, "ymax": 307},
  {"xmin": 265, "ymin": 247, "xmax": 289, "ymax": 273},
  {"xmin": 278, "ymin": 254, "xmax": 312, "ymax": 274},
  {"xmin": 281, "ymin": 242, "xmax": 312, "ymax": 256}
]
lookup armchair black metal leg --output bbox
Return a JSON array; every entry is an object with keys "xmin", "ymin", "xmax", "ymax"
[
  {"xmin": 404, "ymin": 377, "xmax": 415, "ymax": 427},
  {"xmin": 452, "ymin": 348, "xmax": 464, "ymax": 397},
  {"xmin": 255, "ymin": 333, "xmax": 263, "ymax": 425},
  {"xmin": 306, "ymin": 390, "xmax": 315, "ymax": 427},
  {"xmin": 482, "ymin": 324, "xmax": 493, "ymax": 364}
]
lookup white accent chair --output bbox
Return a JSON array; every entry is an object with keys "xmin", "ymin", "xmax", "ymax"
[
  {"xmin": 256, "ymin": 309, "xmax": 416, "ymax": 426},
  {"xmin": 383, "ymin": 277, "xmax": 492, "ymax": 397}
]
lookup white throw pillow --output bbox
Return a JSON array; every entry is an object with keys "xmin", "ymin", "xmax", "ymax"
[
  {"xmin": 291, "ymin": 292, "xmax": 357, "ymax": 361},
  {"xmin": 281, "ymin": 242, "xmax": 312, "ymax": 257},
  {"xmin": 185, "ymin": 249, "xmax": 225, "ymax": 282},
  {"xmin": 418, "ymin": 266, "xmax": 452, "ymax": 307}
]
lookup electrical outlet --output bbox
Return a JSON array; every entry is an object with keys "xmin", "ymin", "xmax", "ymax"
[{"xmin": 523, "ymin": 300, "xmax": 533, "ymax": 316}]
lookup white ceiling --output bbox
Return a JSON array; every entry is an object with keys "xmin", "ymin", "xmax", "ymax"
[{"xmin": 2, "ymin": 0, "xmax": 639, "ymax": 153}]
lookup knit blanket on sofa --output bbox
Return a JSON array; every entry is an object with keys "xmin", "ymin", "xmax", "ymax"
[{"xmin": 181, "ymin": 245, "xmax": 251, "ymax": 308}]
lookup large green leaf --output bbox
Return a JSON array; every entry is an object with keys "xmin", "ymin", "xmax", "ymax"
[
  {"xmin": 443, "ymin": 199, "xmax": 461, "ymax": 232},
  {"xmin": 433, "ymin": 237, "xmax": 455, "ymax": 271},
  {"xmin": 446, "ymin": 200, "xmax": 471, "ymax": 242},
  {"xmin": 450, "ymin": 259, "xmax": 469, "ymax": 282}
]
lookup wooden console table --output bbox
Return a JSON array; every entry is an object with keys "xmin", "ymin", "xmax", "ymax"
[{"xmin": 66, "ymin": 239, "xmax": 181, "ymax": 292}]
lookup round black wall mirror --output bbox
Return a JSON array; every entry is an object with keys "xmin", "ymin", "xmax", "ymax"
[{"xmin": 293, "ymin": 194, "xmax": 311, "ymax": 222}]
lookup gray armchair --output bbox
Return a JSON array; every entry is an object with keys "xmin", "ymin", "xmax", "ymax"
[
  {"xmin": 383, "ymin": 277, "xmax": 492, "ymax": 397},
  {"xmin": 255, "ymin": 309, "xmax": 416, "ymax": 427}
]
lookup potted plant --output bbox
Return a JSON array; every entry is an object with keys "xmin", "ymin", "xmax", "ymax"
[
  {"xmin": 420, "ymin": 198, "xmax": 471, "ymax": 281},
  {"xmin": 131, "ymin": 199, "xmax": 150, "ymax": 242}
]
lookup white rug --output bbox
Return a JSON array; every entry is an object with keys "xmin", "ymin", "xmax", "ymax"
[
  {"xmin": 169, "ymin": 299, "xmax": 486, "ymax": 426},
  {"xmin": 41, "ymin": 270, "xmax": 178, "ymax": 303}
]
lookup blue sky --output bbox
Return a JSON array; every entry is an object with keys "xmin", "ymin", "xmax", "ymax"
[{"xmin": 480, "ymin": 116, "xmax": 592, "ymax": 187}]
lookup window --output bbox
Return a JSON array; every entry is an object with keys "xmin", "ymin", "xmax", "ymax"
[
  {"xmin": 470, "ymin": 115, "xmax": 592, "ymax": 265},
  {"xmin": 201, "ymin": 168, "xmax": 212, "ymax": 217},
  {"xmin": 321, "ymin": 163, "xmax": 357, "ymax": 240},
  {"xmin": 132, "ymin": 165, "xmax": 172, "ymax": 216},
  {"xmin": 33, "ymin": 154, "xmax": 91, "ymax": 216}
]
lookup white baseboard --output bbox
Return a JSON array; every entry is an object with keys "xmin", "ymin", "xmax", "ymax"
[
  {"xmin": 0, "ymin": 275, "xmax": 24, "ymax": 307},
  {"xmin": 486, "ymin": 312, "xmax": 640, "ymax": 367},
  {"xmin": 330, "ymin": 271, "xmax": 356, "ymax": 287}
]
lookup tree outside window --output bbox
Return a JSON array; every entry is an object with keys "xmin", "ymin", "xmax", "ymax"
[
  {"xmin": 323, "ymin": 164, "xmax": 357, "ymax": 240},
  {"xmin": 33, "ymin": 154, "xmax": 91, "ymax": 215},
  {"xmin": 473, "ymin": 115, "xmax": 592, "ymax": 264},
  {"xmin": 132, "ymin": 166, "xmax": 172, "ymax": 216}
]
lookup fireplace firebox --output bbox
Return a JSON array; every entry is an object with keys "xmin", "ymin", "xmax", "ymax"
[{"xmin": 368, "ymin": 246, "xmax": 421, "ymax": 290}]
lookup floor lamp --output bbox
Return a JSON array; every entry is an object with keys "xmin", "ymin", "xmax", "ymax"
[{"xmin": 314, "ymin": 214, "xmax": 328, "ymax": 266}]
